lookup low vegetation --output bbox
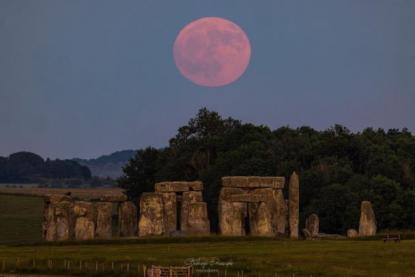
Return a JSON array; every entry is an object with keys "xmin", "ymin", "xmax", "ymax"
[{"xmin": 1, "ymin": 239, "xmax": 415, "ymax": 275}]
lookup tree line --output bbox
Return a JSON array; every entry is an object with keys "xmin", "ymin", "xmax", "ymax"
[
  {"xmin": 0, "ymin": 152, "xmax": 91, "ymax": 183},
  {"xmin": 119, "ymin": 108, "xmax": 415, "ymax": 234}
]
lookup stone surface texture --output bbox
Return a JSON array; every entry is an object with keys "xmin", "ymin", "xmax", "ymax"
[
  {"xmin": 218, "ymin": 176, "xmax": 291, "ymax": 237},
  {"xmin": 138, "ymin": 193, "xmax": 165, "ymax": 236},
  {"xmin": 305, "ymin": 213, "xmax": 319, "ymax": 237},
  {"xmin": 95, "ymin": 202, "xmax": 113, "ymax": 239},
  {"xmin": 347, "ymin": 228, "xmax": 359, "ymax": 238},
  {"xmin": 359, "ymin": 201, "xmax": 377, "ymax": 237},
  {"xmin": 289, "ymin": 172, "xmax": 300, "ymax": 239},
  {"xmin": 73, "ymin": 201, "xmax": 95, "ymax": 240},
  {"xmin": 118, "ymin": 201, "xmax": 137, "ymax": 237}
]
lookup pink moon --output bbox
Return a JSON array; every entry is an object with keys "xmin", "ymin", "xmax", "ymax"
[{"xmin": 173, "ymin": 17, "xmax": 251, "ymax": 87}]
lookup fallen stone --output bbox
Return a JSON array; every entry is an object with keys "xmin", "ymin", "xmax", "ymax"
[{"xmin": 347, "ymin": 228, "xmax": 359, "ymax": 238}]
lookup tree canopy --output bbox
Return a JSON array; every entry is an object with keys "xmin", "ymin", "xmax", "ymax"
[
  {"xmin": 119, "ymin": 108, "xmax": 415, "ymax": 233},
  {"xmin": 0, "ymin": 152, "xmax": 91, "ymax": 183}
]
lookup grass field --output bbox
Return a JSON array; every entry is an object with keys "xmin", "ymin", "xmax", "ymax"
[
  {"xmin": 0, "ymin": 194, "xmax": 44, "ymax": 244},
  {"xmin": 1, "ymin": 239, "xmax": 415, "ymax": 275},
  {"xmin": 1, "ymin": 194, "xmax": 415, "ymax": 275}
]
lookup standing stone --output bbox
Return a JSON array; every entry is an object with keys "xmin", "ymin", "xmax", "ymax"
[
  {"xmin": 305, "ymin": 213, "xmax": 319, "ymax": 237},
  {"xmin": 138, "ymin": 193, "xmax": 165, "ymax": 236},
  {"xmin": 43, "ymin": 195, "xmax": 73, "ymax": 241},
  {"xmin": 73, "ymin": 201, "xmax": 95, "ymax": 240},
  {"xmin": 274, "ymin": 189, "xmax": 287, "ymax": 235},
  {"xmin": 359, "ymin": 201, "xmax": 377, "ymax": 236},
  {"xmin": 95, "ymin": 202, "xmax": 113, "ymax": 239},
  {"xmin": 118, "ymin": 201, "xmax": 137, "ymax": 237},
  {"xmin": 219, "ymin": 188, "xmax": 246, "ymax": 236},
  {"xmin": 249, "ymin": 202, "xmax": 274, "ymax": 236},
  {"xmin": 43, "ymin": 201, "xmax": 57, "ymax": 241},
  {"xmin": 161, "ymin": 192, "xmax": 177, "ymax": 235},
  {"xmin": 181, "ymin": 191, "xmax": 203, "ymax": 232},
  {"xmin": 347, "ymin": 229, "xmax": 359, "ymax": 238},
  {"xmin": 55, "ymin": 200, "xmax": 73, "ymax": 241},
  {"xmin": 289, "ymin": 171, "xmax": 300, "ymax": 239},
  {"xmin": 186, "ymin": 202, "xmax": 210, "ymax": 234}
]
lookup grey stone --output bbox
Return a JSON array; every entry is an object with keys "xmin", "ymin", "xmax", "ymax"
[
  {"xmin": 359, "ymin": 201, "xmax": 377, "ymax": 237},
  {"xmin": 73, "ymin": 201, "xmax": 95, "ymax": 240},
  {"xmin": 305, "ymin": 213, "xmax": 319, "ymax": 237},
  {"xmin": 138, "ymin": 193, "xmax": 165, "ymax": 236},
  {"xmin": 289, "ymin": 171, "xmax": 300, "ymax": 239},
  {"xmin": 155, "ymin": 181, "xmax": 203, "ymax": 192},
  {"xmin": 118, "ymin": 201, "xmax": 137, "ymax": 237},
  {"xmin": 95, "ymin": 202, "xmax": 113, "ymax": 239}
]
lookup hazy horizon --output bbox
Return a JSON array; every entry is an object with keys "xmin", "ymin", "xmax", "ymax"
[{"xmin": 1, "ymin": 0, "xmax": 414, "ymax": 159}]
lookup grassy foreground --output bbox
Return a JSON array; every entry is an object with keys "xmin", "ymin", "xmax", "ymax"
[
  {"xmin": 1, "ymin": 194, "xmax": 415, "ymax": 275},
  {"xmin": 1, "ymin": 238, "xmax": 415, "ymax": 276},
  {"xmin": 0, "ymin": 194, "xmax": 44, "ymax": 244}
]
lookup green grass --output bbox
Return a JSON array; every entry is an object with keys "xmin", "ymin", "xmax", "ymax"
[
  {"xmin": 1, "ymin": 239, "xmax": 415, "ymax": 275},
  {"xmin": 1, "ymin": 194, "xmax": 415, "ymax": 275},
  {"xmin": 0, "ymin": 194, "xmax": 44, "ymax": 244}
]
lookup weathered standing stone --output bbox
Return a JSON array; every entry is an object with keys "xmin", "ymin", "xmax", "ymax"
[
  {"xmin": 249, "ymin": 202, "xmax": 274, "ymax": 236},
  {"xmin": 95, "ymin": 202, "xmax": 113, "ymax": 239},
  {"xmin": 219, "ymin": 195, "xmax": 247, "ymax": 236},
  {"xmin": 43, "ymin": 195, "xmax": 74, "ymax": 241},
  {"xmin": 219, "ymin": 188, "xmax": 246, "ymax": 236},
  {"xmin": 273, "ymin": 189, "xmax": 287, "ymax": 235},
  {"xmin": 160, "ymin": 192, "xmax": 177, "ymax": 235},
  {"xmin": 43, "ymin": 202, "xmax": 56, "ymax": 241},
  {"xmin": 181, "ymin": 191, "xmax": 203, "ymax": 232},
  {"xmin": 347, "ymin": 229, "xmax": 359, "ymax": 238},
  {"xmin": 54, "ymin": 200, "xmax": 73, "ymax": 241},
  {"xmin": 118, "ymin": 201, "xmax": 137, "ymax": 237},
  {"xmin": 359, "ymin": 201, "xmax": 377, "ymax": 237},
  {"xmin": 186, "ymin": 202, "xmax": 210, "ymax": 234},
  {"xmin": 289, "ymin": 171, "xmax": 300, "ymax": 239},
  {"xmin": 305, "ymin": 213, "xmax": 319, "ymax": 237},
  {"xmin": 73, "ymin": 201, "xmax": 95, "ymax": 240},
  {"xmin": 138, "ymin": 193, "xmax": 165, "ymax": 236}
]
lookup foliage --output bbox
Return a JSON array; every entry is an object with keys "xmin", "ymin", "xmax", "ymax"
[
  {"xmin": 119, "ymin": 108, "xmax": 415, "ymax": 233},
  {"xmin": 0, "ymin": 152, "xmax": 91, "ymax": 183}
]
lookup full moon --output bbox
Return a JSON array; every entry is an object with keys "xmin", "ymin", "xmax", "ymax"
[{"xmin": 173, "ymin": 17, "xmax": 251, "ymax": 87}]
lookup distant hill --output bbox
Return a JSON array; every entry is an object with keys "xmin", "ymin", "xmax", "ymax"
[
  {"xmin": 0, "ymin": 152, "xmax": 91, "ymax": 183},
  {"xmin": 74, "ymin": 150, "xmax": 136, "ymax": 179}
]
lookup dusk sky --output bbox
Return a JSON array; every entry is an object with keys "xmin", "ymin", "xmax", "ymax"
[{"xmin": 1, "ymin": 0, "xmax": 414, "ymax": 159}]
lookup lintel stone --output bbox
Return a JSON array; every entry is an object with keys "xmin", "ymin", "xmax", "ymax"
[
  {"xmin": 226, "ymin": 193, "xmax": 270, "ymax": 203},
  {"xmin": 222, "ymin": 176, "xmax": 285, "ymax": 189},
  {"xmin": 155, "ymin": 181, "xmax": 203, "ymax": 192}
]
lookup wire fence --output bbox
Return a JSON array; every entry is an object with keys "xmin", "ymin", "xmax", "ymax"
[{"xmin": 0, "ymin": 257, "xmax": 277, "ymax": 276}]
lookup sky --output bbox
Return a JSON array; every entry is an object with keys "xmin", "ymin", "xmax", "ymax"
[{"xmin": 0, "ymin": 0, "xmax": 414, "ymax": 159}]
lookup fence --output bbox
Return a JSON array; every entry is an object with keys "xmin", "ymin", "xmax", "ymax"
[{"xmin": 0, "ymin": 257, "xmax": 284, "ymax": 276}]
